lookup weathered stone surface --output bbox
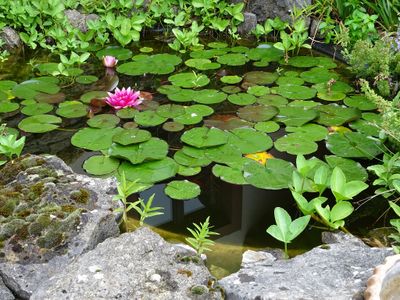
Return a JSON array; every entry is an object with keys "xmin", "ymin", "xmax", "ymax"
[
  {"xmin": 0, "ymin": 27, "xmax": 22, "ymax": 52},
  {"xmin": 220, "ymin": 232, "xmax": 393, "ymax": 300},
  {"xmin": 238, "ymin": 12, "xmax": 257, "ymax": 36},
  {"xmin": 0, "ymin": 277, "xmax": 14, "ymax": 300},
  {"xmin": 0, "ymin": 155, "xmax": 120, "ymax": 299},
  {"xmin": 31, "ymin": 227, "xmax": 222, "ymax": 300},
  {"xmin": 242, "ymin": 0, "xmax": 312, "ymax": 23},
  {"xmin": 64, "ymin": 9, "xmax": 99, "ymax": 32}
]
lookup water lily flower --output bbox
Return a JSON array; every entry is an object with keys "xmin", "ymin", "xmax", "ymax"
[
  {"xmin": 102, "ymin": 56, "xmax": 118, "ymax": 68},
  {"xmin": 106, "ymin": 87, "xmax": 143, "ymax": 110},
  {"xmin": 245, "ymin": 152, "xmax": 274, "ymax": 166}
]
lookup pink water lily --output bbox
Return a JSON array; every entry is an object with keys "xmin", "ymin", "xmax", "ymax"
[
  {"xmin": 106, "ymin": 87, "xmax": 143, "ymax": 110},
  {"xmin": 102, "ymin": 55, "xmax": 118, "ymax": 68}
]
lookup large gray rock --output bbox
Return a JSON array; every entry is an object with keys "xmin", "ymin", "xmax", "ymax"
[
  {"xmin": 220, "ymin": 232, "xmax": 393, "ymax": 300},
  {"xmin": 0, "ymin": 27, "xmax": 22, "ymax": 52},
  {"xmin": 238, "ymin": 12, "xmax": 257, "ymax": 36},
  {"xmin": 64, "ymin": 9, "xmax": 99, "ymax": 32},
  {"xmin": 0, "ymin": 155, "xmax": 120, "ymax": 299},
  {"xmin": 244, "ymin": 0, "xmax": 311, "ymax": 23},
  {"xmin": 0, "ymin": 277, "xmax": 14, "ymax": 300},
  {"xmin": 31, "ymin": 227, "xmax": 222, "ymax": 300}
]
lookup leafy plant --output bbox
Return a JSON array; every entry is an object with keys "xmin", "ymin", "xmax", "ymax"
[
  {"xmin": 368, "ymin": 153, "xmax": 400, "ymax": 198},
  {"xmin": 168, "ymin": 21, "xmax": 204, "ymax": 52},
  {"xmin": 186, "ymin": 216, "xmax": 219, "ymax": 256},
  {"xmin": 0, "ymin": 125, "xmax": 25, "ymax": 165},
  {"xmin": 389, "ymin": 201, "xmax": 400, "ymax": 253},
  {"xmin": 266, "ymin": 207, "xmax": 310, "ymax": 257},
  {"xmin": 131, "ymin": 193, "xmax": 164, "ymax": 226}
]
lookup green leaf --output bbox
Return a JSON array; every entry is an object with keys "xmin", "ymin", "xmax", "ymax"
[
  {"xmin": 18, "ymin": 114, "xmax": 62, "ymax": 133},
  {"xmin": 71, "ymin": 127, "xmax": 123, "ymax": 151},
  {"xmin": 164, "ymin": 180, "xmax": 201, "ymax": 200},
  {"xmin": 87, "ymin": 114, "xmax": 120, "ymax": 129},
  {"xmin": 330, "ymin": 201, "xmax": 353, "ymax": 223},
  {"xmin": 181, "ymin": 127, "xmax": 228, "ymax": 148},
  {"xmin": 83, "ymin": 155, "xmax": 120, "ymax": 175}
]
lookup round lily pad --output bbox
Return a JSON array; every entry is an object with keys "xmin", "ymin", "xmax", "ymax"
[
  {"xmin": 326, "ymin": 132, "xmax": 382, "ymax": 159},
  {"xmin": 221, "ymin": 75, "xmax": 242, "ymax": 84},
  {"xmin": 254, "ymin": 121, "xmax": 280, "ymax": 133},
  {"xmin": 205, "ymin": 143, "xmax": 243, "ymax": 164},
  {"xmin": 80, "ymin": 91, "xmax": 108, "ymax": 104},
  {"xmin": 76, "ymin": 75, "xmax": 98, "ymax": 85},
  {"xmin": 156, "ymin": 104, "xmax": 185, "ymax": 119},
  {"xmin": 237, "ymin": 105, "xmax": 279, "ymax": 122},
  {"xmin": 71, "ymin": 127, "xmax": 122, "ymax": 151},
  {"xmin": 247, "ymin": 86, "xmax": 270, "ymax": 96},
  {"xmin": 222, "ymin": 86, "xmax": 242, "ymax": 94},
  {"xmin": 56, "ymin": 101, "xmax": 88, "ymax": 118},
  {"xmin": 21, "ymin": 103, "xmax": 53, "ymax": 116},
  {"xmin": 96, "ymin": 46, "xmax": 132, "ymax": 60},
  {"xmin": 0, "ymin": 101, "xmax": 19, "ymax": 113},
  {"xmin": 212, "ymin": 164, "xmax": 247, "ymax": 185},
  {"xmin": 190, "ymin": 49, "xmax": 227, "ymax": 59},
  {"xmin": 276, "ymin": 76, "xmax": 305, "ymax": 86},
  {"xmin": 192, "ymin": 89, "xmax": 227, "ymax": 104},
  {"xmin": 185, "ymin": 58, "xmax": 221, "ymax": 70},
  {"xmin": 274, "ymin": 134, "xmax": 318, "ymax": 155},
  {"xmin": 167, "ymin": 89, "xmax": 196, "ymax": 102},
  {"xmin": 168, "ymin": 73, "xmax": 210, "ymax": 88},
  {"xmin": 228, "ymin": 93, "xmax": 257, "ymax": 105},
  {"xmin": 112, "ymin": 128, "xmax": 151, "ymax": 145},
  {"xmin": 181, "ymin": 127, "xmax": 228, "ymax": 148},
  {"xmin": 276, "ymin": 85, "xmax": 317, "ymax": 100},
  {"xmin": 325, "ymin": 155, "xmax": 368, "ymax": 182},
  {"xmin": 287, "ymin": 56, "xmax": 318, "ymax": 68},
  {"xmin": 313, "ymin": 81, "xmax": 354, "ymax": 94},
  {"xmin": 87, "ymin": 114, "xmax": 120, "ymax": 128},
  {"xmin": 134, "ymin": 111, "xmax": 168, "ymax": 127},
  {"xmin": 117, "ymin": 54, "xmax": 182, "ymax": 76},
  {"xmin": 116, "ymin": 107, "xmax": 137, "ymax": 119},
  {"xmin": 257, "ymin": 94, "xmax": 288, "ymax": 106},
  {"xmin": 177, "ymin": 165, "xmax": 201, "ymax": 176},
  {"xmin": 165, "ymin": 180, "xmax": 201, "ymax": 200},
  {"xmin": 174, "ymin": 150, "xmax": 211, "ymax": 167},
  {"xmin": 217, "ymin": 53, "xmax": 249, "ymax": 66},
  {"xmin": 276, "ymin": 107, "xmax": 318, "ymax": 126},
  {"xmin": 18, "ymin": 114, "xmax": 62, "ymax": 133},
  {"xmin": 118, "ymin": 157, "xmax": 178, "ymax": 183},
  {"xmin": 204, "ymin": 116, "xmax": 251, "ymax": 130},
  {"xmin": 246, "ymin": 46, "xmax": 283, "ymax": 62},
  {"xmin": 343, "ymin": 95, "xmax": 377, "ymax": 111},
  {"xmin": 300, "ymin": 67, "xmax": 339, "ymax": 84},
  {"xmin": 349, "ymin": 119, "xmax": 380, "ymax": 137},
  {"xmin": 286, "ymin": 124, "xmax": 328, "ymax": 141},
  {"xmin": 140, "ymin": 47, "xmax": 153, "ymax": 53},
  {"xmin": 12, "ymin": 79, "xmax": 60, "ymax": 99},
  {"xmin": 315, "ymin": 104, "xmax": 361, "ymax": 126},
  {"xmin": 317, "ymin": 91, "xmax": 346, "ymax": 101},
  {"xmin": 243, "ymin": 71, "xmax": 278, "ymax": 85},
  {"xmin": 83, "ymin": 155, "xmax": 120, "ymax": 176},
  {"xmin": 173, "ymin": 112, "xmax": 203, "ymax": 125},
  {"xmin": 228, "ymin": 128, "xmax": 273, "ymax": 154},
  {"xmin": 208, "ymin": 42, "xmax": 228, "ymax": 49},
  {"xmin": 186, "ymin": 104, "xmax": 214, "ymax": 117},
  {"xmin": 162, "ymin": 121, "xmax": 185, "ymax": 132}
]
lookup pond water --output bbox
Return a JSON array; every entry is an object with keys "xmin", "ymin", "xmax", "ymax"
[{"xmin": 0, "ymin": 39, "xmax": 386, "ymax": 277}]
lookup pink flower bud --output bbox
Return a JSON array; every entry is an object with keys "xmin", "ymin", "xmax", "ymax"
[{"xmin": 102, "ymin": 56, "xmax": 118, "ymax": 68}]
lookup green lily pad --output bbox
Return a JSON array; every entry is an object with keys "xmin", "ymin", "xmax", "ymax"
[
  {"xmin": 156, "ymin": 104, "xmax": 185, "ymax": 118},
  {"xmin": 300, "ymin": 67, "xmax": 339, "ymax": 84},
  {"xmin": 276, "ymin": 76, "xmax": 305, "ymax": 86},
  {"xmin": 243, "ymin": 71, "xmax": 278, "ymax": 85},
  {"xmin": 212, "ymin": 164, "xmax": 247, "ymax": 185},
  {"xmin": 192, "ymin": 89, "xmax": 227, "ymax": 104},
  {"xmin": 185, "ymin": 58, "xmax": 221, "ymax": 70},
  {"xmin": 325, "ymin": 155, "xmax": 368, "ymax": 182},
  {"xmin": 21, "ymin": 103, "xmax": 53, "ymax": 116},
  {"xmin": 174, "ymin": 150, "xmax": 211, "ymax": 167},
  {"xmin": 0, "ymin": 101, "xmax": 19, "ymax": 113},
  {"xmin": 286, "ymin": 124, "xmax": 328, "ymax": 141},
  {"xmin": 168, "ymin": 73, "xmax": 210, "ymax": 88},
  {"xmin": 76, "ymin": 75, "xmax": 98, "ymax": 85},
  {"xmin": 228, "ymin": 93, "xmax": 257, "ymax": 105},
  {"xmin": 208, "ymin": 42, "xmax": 228, "ymax": 49},
  {"xmin": 112, "ymin": 128, "xmax": 151, "ymax": 145},
  {"xmin": 274, "ymin": 134, "xmax": 318, "ymax": 155},
  {"xmin": 167, "ymin": 88, "xmax": 196, "ymax": 102},
  {"xmin": 96, "ymin": 46, "xmax": 132, "ymax": 60},
  {"xmin": 186, "ymin": 104, "xmax": 214, "ymax": 117},
  {"xmin": 254, "ymin": 121, "xmax": 280, "ymax": 133},
  {"xmin": 228, "ymin": 128, "xmax": 273, "ymax": 154},
  {"xmin": 343, "ymin": 95, "xmax": 377, "ymax": 111},
  {"xmin": 247, "ymin": 46, "xmax": 283, "ymax": 62},
  {"xmin": 18, "ymin": 114, "xmax": 62, "ymax": 133},
  {"xmin": 177, "ymin": 165, "xmax": 201, "ymax": 176},
  {"xmin": 204, "ymin": 116, "xmax": 252, "ymax": 130},
  {"xmin": 243, "ymin": 158, "xmax": 294, "ymax": 190},
  {"xmin": 190, "ymin": 49, "xmax": 227, "ymax": 59},
  {"xmin": 108, "ymin": 138, "xmax": 168, "ymax": 164},
  {"xmin": 315, "ymin": 57, "xmax": 338, "ymax": 69},
  {"xmin": 134, "ymin": 111, "xmax": 168, "ymax": 127},
  {"xmin": 140, "ymin": 47, "xmax": 153, "ymax": 53},
  {"xmin": 12, "ymin": 79, "xmax": 60, "ymax": 99},
  {"xmin": 56, "ymin": 101, "xmax": 88, "ymax": 118},
  {"xmin": 71, "ymin": 127, "xmax": 122, "ymax": 151},
  {"xmin": 231, "ymin": 46, "xmax": 249, "ymax": 53},
  {"xmin": 276, "ymin": 85, "xmax": 317, "ymax": 100},
  {"xmin": 217, "ymin": 53, "xmax": 249, "ymax": 66},
  {"xmin": 162, "ymin": 121, "xmax": 185, "ymax": 132},
  {"xmin": 83, "ymin": 155, "xmax": 120, "ymax": 176},
  {"xmin": 173, "ymin": 112, "xmax": 203, "ymax": 125},
  {"xmin": 237, "ymin": 105, "xmax": 279, "ymax": 122},
  {"xmin": 87, "ymin": 114, "xmax": 120, "ymax": 128},
  {"xmin": 313, "ymin": 81, "xmax": 354, "ymax": 94},
  {"xmin": 253, "ymin": 59, "xmax": 270, "ymax": 67},
  {"xmin": 276, "ymin": 107, "xmax": 318, "ymax": 126},
  {"xmin": 0, "ymin": 80, "xmax": 17, "ymax": 91},
  {"xmin": 315, "ymin": 104, "xmax": 361, "ymax": 126},
  {"xmin": 116, "ymin": 107, "xmax": 138, "ymax": 119},
  {"xmin": 222, "ymin": 86, "xmax": 242, "ymax": 94},
  {"xmin": 349, "ymin": 119, "xmax": 380, "ymax": 137},
  {"xmin": 117, "ymin": 54, "xmax": 182, "ymax": 76},
  {"xmin": 165, "ymin": 180, "xmax": 201, "ymax": 200},
  {"xmin": 181, "ymin": 127, "xmax": 228, "ymax": 148},
  {"xmin": 119, "ymin": 157, "xmax": 178, "ymax": 183},
  {"xmin": 247, "ymin": 86, "xmax": 270, "ymax": 96},
  {"xmin": 326, "ymin": 132, "xmax": 382, "ymax": 159},
  {"xmin": 221, "ymin": 75, "xmax": 242, "ymax": 84},
  {"xmin": 287, "ymin": 56, "xmax": 318, "ymax": 68},
  {"xmin": 80, "ymin": 91, "xmax": 108, "ymax": 104},
  {"xmin": 288, "ymin": 100, "xmax": 320, "ymax": 108},
  {"xmin": 257, "ymin": 94, "xmax": 288, "ymax": 106},
  {"xmin": 317, "ymin": 91, "xmax": 346, "ymax": 101},
  {"xmin": 205, "ymin": 143, "xmax": 243, "ymax": 164}
]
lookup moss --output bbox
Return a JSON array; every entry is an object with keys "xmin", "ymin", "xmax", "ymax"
[
  {"xmin": 38, "ymin": 203, "xmax": 61, "ymax": 214},
  {"xmin": 30, "ymin": 182, "xmax": 44, "ymax": 199},
  {"xmin": 0, "ymin": 199, "xmax": 18, "ymax": 217},
  {"xmin": 15, "ymin": 224, "xmax": 29, "ymax": 240},
  {"xmin": 177, "ymin": 269, "xmax": 192, "ymax": 277},
  {"xmin": 37, "ymin": 230, "xmax": 64, "ymax": 249},
  {"xmin": 61, "ymin": 205, "xmax": 77, "ymax": 213},
  {"xmin": 70, "ymin": 189, "xmax": 90, "ymax": 204},
  {"xmin": 191, "ymin": 285, "xmax": 209, "ymax": 295},
  {"xmin": 0, "ymin": 219, "xmax": 27, "ymax": 240},
  {"xmin": 28, "ymin": 222, "xmax": 45, "ymax": 236}
]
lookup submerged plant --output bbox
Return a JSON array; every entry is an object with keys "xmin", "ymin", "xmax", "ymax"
[
  {"xmin": 106, "ymin": 87, "xmax": 143, "ymax": 110},
  {"xmin": 266, "ymin": 207, "xmax": 310, "ymax": 257},
  {"xmin": 186, "ymin": 217, "xmax": 219, "ymax": 256}
]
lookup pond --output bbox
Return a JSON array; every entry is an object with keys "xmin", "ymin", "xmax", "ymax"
[{"xmin": 0, "ymin": 39, "xmax": 386, "ymax": 278}]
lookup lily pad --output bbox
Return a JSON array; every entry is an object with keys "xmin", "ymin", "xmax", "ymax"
[
  {"xmin": 174, "ymin": 150, "xmax": 211, "ymax": 167},
  {"xmin": 87, "ymin": 114, "xmax": 120, "ymax": 128},
  {"xmin": 286, "ymin": 124, "xmax": 328, "ymax": 141},
  {"xmin": 190, "ymin": 49, "xmax": 227, "ymax": 59},
  {"xmin": 315, "ymin": 104, "xmax": 361, "ymax": 126},
  {"xmin": 21, "ymin": 103, "xmax": 53, "ymax": 116},
  {"xmin": 276, "ymin": 85, "xmax": 317, "ymax": 100},
  {"xmin": 317, "ymin": 91, "xmax": 346, "ymax": 101},
  {"xmin": 18, "ymin": 114, "xmax": 62, "ymax": 133},
  {"xmin": 192, "ymin": 89, "xmax": 227, "ymax": 104},
  {"xmin": 112, "ymin": 128, "xmax": 151, "ymax": 145},
  {"xmin": 221, "ymin": 75, "xmax": 242, "ymax": 84},
  {"xmin": 12, "ymin": 79, "xmax": 60, "ymax": 99},
  {"xmin": 228, "ymin": 128, "xmax": 273, "ymax": 154},
  {"xmin": 247, "ymin": 86, "xmax": 270, "ymax": 96},
  {"xmin": 349, "ymin": 119, "xmax": 380, "ymax": 137},
  {"xmin": 204, "ymin": 116, "xmax": 252, "ymax": 130},
  {"xmin": 173, "ymin": 112, "xmax": 203, "ymax": 125},
  {"xmin": 83, "ymin": 155, "xmax": 120, "ymax": 176},
  {"xmin": 276, "ymin": 76, "xmax": 305, "ymax": 86},
  {"xmin": 276, "ymin": 107, "xmax": 318, "ymax": 126},
  {"xmin": 205, "ymin": 143, "xmax": 243, "ymax": 164},
  {"xmin": 326, "ymin": 132, "xmax": 382, "ymax": 159},
  {"xmin": 185, "ymin": 58, "xmax": 221, "ymax": 70},
  {"xmin": 343, "ymin": 95, "xmax": 377, "ymax": 111},
  {"xmin": 0, "ymin": 101, "xmax": 19, "ymax": 113},
  {"xmin": 287, "ymin": 56, "xmax": 318, "ymax": 68},
  {"xmin": 222, "ymin": 86, "xmax": 242, "ymax": 94},
  {"xmin": 162, "ymin": 121, "xmax": 185, "ymax": 132},
  {"xmin": 237, "ymin": 105, "xmax": 279, "ymax": 122},
  {"xmin": 181, "ymin": 127, "xmax": 228, "ymax": 148},
  {"xmin": 212, "ymin": 164, "xmax": 247, "ymax": 185},
  {"xmin": 168, "ymin": 73, "xmax": 210, "ymax": 88},
  {"xmin": 165, "ymin": 180, "xmax": 201, "ymax": 200},
  {"xmin": 208, "ymin": 42, "xmax": 228, "ymax": 49},
  {"xmin": 243, "ymin": 158, "xmax": 294, "ymax": 189},
  {"xmin": 96, "ymin": 46, "xmax": 132, "ymax": 60},
  {"xmin": 76, "ymin": 75, "xmax": 98, "ymax": 85},
  {"xmin": 177, "ymin": 165, "xmax": 201, "ymax": 176},
  {"xmin": 156, "ymin": 104, "xmax": 185, "ymax": 119},
  {"xmin": 71, "ymin": 127, "xmax": 122, "ymax": 151},
  {"xmin": 167, "ymin": 89, "xmax": 196, "ymax": 102},
  {"xmin": 116, "ymin": 107, "xmax": 137, "ymax": 119},
  {"xmin": 300, "ymin": 67, "xmax": 339, "ymax": 84},
  {"xmin": 325, "ymin": 155, "xmax": 368, "ymax": 182},
  {"xmin": 243, "ymin": 71, "xmax": 278, "ymax": 85},
  {"xmin": 186, "ymin": 104, "xmax": 214, "ymax": 117},
  {"xmin": 246, "ymin": 46, "xmax": 283, "ymax": 62},
  {"xmin": 228, "ymin": 93, "xmax": 257, "ymax": 105},
  {"xmin": 257, "ymin": 94, "xmax": 288, "ymax": 106},
  {"xmin": 119, "ymin": 157, "xmax": 178, "ymax": 183},
  {"xmin": 217, "ymin": 53, "xmax": 249, "ymax": 66},
  {"xmin": 56, "ymin": 101, "xmax": 88, "ymax": 118},
  {"xmin": 313, "ymin": 81, "xmax": 354, "ymax": 94},
  {"xmin": 274, "ymin": 134, "xmax": 318, "ymax": 155},
  {"xmin": 254, "ymin": 121, "xmax": 280, "ymax": 133},
  {"xmin": 117, "ymin": 54, "xmax": 182, "ymax": 76},
  {"xmin": 134, "ymin": 111, "xmax": 168, "ymax": 127},
  {"xmin": 80, "ymin": 91, "xmax": 108, "ymax": 104}
]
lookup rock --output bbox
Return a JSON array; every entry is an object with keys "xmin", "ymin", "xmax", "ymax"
[
  {"xmin": 219, "ymin": 232, "xmax": 393, "ymax": 300},
  {"xmin": 238, "ymin": 12, "xmax": 257, "ymax": 36},
  {"xmin": 245, "ymin": 0, "xmax": 312, "ymax": 23},
  {"xmin": 64, "ymin": 9, "xmax": 99, "ymax": 32},
  {"xmin": 0, "ymin": 27, "xmax": 22, "ymax": 52},
  {"xmin": 0, "ymin": 155, "xmax": 120, "ymax": 299},
  {"xmin": 241, "ymin": 250, "xmax": 276, "ymax": 267},
  {"xmin": 31, "ymin": 227, "xmax": 222, "ymax": 300},
  {"xmin": 0, "ymin": 277, "xmax": 14, "ymax": 300}
]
